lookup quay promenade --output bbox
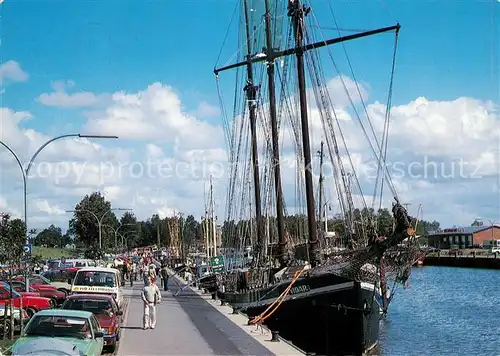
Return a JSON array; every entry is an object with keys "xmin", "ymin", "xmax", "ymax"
[{"xmin": 117, "ymin": 276, "xmax": 305, "ymax": 355}]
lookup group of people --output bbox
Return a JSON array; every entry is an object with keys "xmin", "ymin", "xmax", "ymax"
[{"xmin": 140, "ymin": 261, "xmax": 171, "ymax": 330}]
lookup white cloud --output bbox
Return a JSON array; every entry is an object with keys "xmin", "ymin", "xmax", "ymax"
[
  {"xmin": 0, "ymin": 60, "xmax": 28, "ymax": 84},
  {"xmin": 191, "ymin": 101, "xmax": 220, "ymax": 118},
  {"xmin": 37, "ymin": 80, "xmax": 109, "ymax": 108},
  {"xmin": 34, "ymin": 199, "xmax": 65, "ymax": 216},
  {"xmin": 83, "ymin": 83, "xmax": 224, "ymax": 150},
  {"xmin": 0, "ymin": 74, "xmax": 498, "ymax": 233}
]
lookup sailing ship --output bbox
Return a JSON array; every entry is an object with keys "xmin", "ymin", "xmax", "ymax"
[{"xmin": 213, "ymin": 0, "xmax": 418, "ymax": 354}]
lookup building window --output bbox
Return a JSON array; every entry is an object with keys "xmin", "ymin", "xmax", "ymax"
[{"xmin": 467, "ymin": 235, "xmax": 472, "ymax": 246}]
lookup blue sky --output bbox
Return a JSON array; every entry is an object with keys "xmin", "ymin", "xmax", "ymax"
[
  {"xmin": 2, "ymin": 0, "xmax": 497, "ymax": 116},
  {"xmin": 0, "ymin": 0, "xmax": 499, "ymax": 229}
]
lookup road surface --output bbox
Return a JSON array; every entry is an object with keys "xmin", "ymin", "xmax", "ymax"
[{"xmin": 117, "ymin": 279, "xmax": 278, "ymax": 355}]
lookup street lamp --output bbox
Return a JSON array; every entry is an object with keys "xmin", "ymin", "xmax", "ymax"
[
  {"xmin": 66, "ymin": 208, "xmax": 132, "ymax": 249},
  {"xmin": 0, "ymin": 133, "xmax": 118, "ymax": 291},
  {"xmin": 103, "ymin": 223, "xmax": 138, "ymax": 250}
]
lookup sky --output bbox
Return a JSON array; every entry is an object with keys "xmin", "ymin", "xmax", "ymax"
[{"xmin": 0, "ymin": 0, "xmax": 499, "ymax": 233}]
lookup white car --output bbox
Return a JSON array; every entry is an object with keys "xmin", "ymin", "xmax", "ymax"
[{"xmin": 0, "ymin": 305, "xmax": 30, "ymax": 333}]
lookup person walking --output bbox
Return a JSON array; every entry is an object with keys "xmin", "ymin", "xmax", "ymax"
[
  {"xmin": 141, "ymin": 276, "xmax": 161, "ymax": 330},
  {"xmin": 160, "ymin": 264, "xmax": 169, "ymax": 291},
  {"xmin": 148, "ymin": 263, "xmax": 157, "ymax": 282},
  {"xmin": 142, "ymin": 264, "xmax": 150, "ymax": 286}
]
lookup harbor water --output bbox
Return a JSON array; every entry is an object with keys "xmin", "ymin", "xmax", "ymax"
[{"xmin": 379, "ymin": 266, "xmax": 500, "ymax": 355}]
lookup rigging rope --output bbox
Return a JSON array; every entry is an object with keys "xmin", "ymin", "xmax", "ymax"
[
  {"xmin": 248, "ymin": 267, "xmax": 306, "ymax": 325},
  {"xmin": 376, "ymin": 30, "xmax": 399, "ymax": 211},
  {"xmin": 214, "ymin": 0, "xmax": 240, "ymax": 68}
]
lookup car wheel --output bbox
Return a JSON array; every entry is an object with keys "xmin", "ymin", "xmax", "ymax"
[
  {"xmin": 0, "ymin": 318, "xmax": 10, "ymax": 336},
  {"xmin": 56, "ymin": 289, "xmax": 68, "ymax": 296},
  {"xmin": 25, "ymin": 307, "xmax": 37, "ymax": 318},
  {"xmin": 50, "ymin": 298, "xmax": 58, "ymax": 307}
]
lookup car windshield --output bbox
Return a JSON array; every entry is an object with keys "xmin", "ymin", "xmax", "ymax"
[
  {"xmin": 32, "ymin": 275, "xmax": 51, "ymax": 284},
  {"xmin": 74, "ymin": 271, "xmax": 116, "ymax": 287},
  {"xmin": 1, "ymin": 284, "xmax": 21, "ymax": 298},
  {"xmin": 24, "ymin": 315, "xmax": 92, "ymax": 339},
  {"xmin": 63, "ymin": 299, "xmax": 113, "ymax": 315}
]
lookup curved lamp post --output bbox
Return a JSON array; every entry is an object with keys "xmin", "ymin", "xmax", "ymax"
[
  {"xmin": 0, "ymin": 133, "xmax": 118, "ymax": 291},
  {"xmin": 65, "ymin": 208, "xmax": 132, "ymax": 250},
  {"xmin": 0, "ymin": 134, "xmax": 118, "ymax": 241},
  {"xmin": 103, "ymin": 223, "xmax": 138, "ymax": 250}
]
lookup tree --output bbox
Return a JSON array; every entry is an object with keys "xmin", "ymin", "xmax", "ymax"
[
  {"xmin": 471, "ymin": 219, "xmax": 484, "ymax": 227},
  {"xmin": 33, "ymin": 224, "xmax": 68, "ymax": 248},
  {"xmin": 119, "ymin": 212, "xmax": 139, "ymax": 249},
  {"xmin": 71, "ymin": 192, "xmax": 118, "ymax": 259},
  {"xmin": 0, "ymin": 214, "xmax": 26, "ymax": 267},
  {"xmin": 182, "ymin": 215, "xmax": 200, "ymax": 249},
  {"xmin": 376, "ymin": 208, "xmax": 394, "ymax": 237}
]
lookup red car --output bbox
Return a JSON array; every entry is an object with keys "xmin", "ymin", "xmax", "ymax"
[
  {"xmin": 9, "ymin": 280, "xmax": 66, "ymax": 306},
  {"xmin": 0, "ymin": 284, "xmax": 52, "ymax": 317},
  {"xmin": 61, "ymin": 294, "xmax": 123, "ymax": 351},
  {"xmin": 13, "ymin": 274, "xmax": 72, "ymax": 295}
]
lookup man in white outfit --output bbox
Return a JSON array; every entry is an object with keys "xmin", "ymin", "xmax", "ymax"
[{"xmin": 141, "ymin": 276, "xmax": 161, "ymax": 329}]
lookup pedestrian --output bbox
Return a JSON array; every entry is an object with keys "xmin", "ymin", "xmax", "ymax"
[
  {"xmin": 148, "ymin": 263, "xmax": 157, "ymax": 281},
  {"xmin": 132, "ymin": 262, "xmax": 137, "ymax": 281},
  {"xmin": 141, "ymin": 276, "xmax": 161, "ymax": 330},
  {"xmin": 160, "ymin": 264, "xmax": 169, "ymax": 291},
  {"xmin": 143, "ymin": 264, "xmax": 150, "ymax": 286}
]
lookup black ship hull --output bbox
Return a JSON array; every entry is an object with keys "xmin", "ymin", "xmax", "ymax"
[{"xmin": 220, "ymin": 272, "xmax": 380, "ymax": 355}]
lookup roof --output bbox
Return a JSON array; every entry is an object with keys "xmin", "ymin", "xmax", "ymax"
[
  {"xmin": 76, "ymin": 267, "xmax": 119, "ymax": 273},
  {"xmin": 66, "ymin": 294, "xmax": 114, "ymax": 301},
  {"xmin": 34, "ymin": 309, "xmax": 93, "ymax": 318},
  {"xmin": 427, "ymin": 224, "xmax": 500, "ymax": 236}
]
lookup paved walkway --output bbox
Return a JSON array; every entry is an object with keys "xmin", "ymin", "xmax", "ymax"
[{"xmin": 117, "ymin": 278, "xmax": 279, "ymax": 355}]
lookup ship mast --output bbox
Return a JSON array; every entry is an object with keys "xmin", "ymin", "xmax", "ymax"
[
  {"xmin": 210, "ymin": 175, "xmax": 217, "ymax": 257},
  {"xmin": 289, "ymin": 0, "xmax": 320, "ymax": 266},
  {"xmin": 214, "ymin": 0, "xmax": 400, "ymax": 268},
  {"xmin": 243, "ymin": 0, "xmax": 265, "ymax": 266},
  {"xmin": 317, "ymin": 140, "xmax": 325, "ymax": 241},
  {"xmin": 264, "ymin": 0, "xmax": 287, "ymax": 267}
]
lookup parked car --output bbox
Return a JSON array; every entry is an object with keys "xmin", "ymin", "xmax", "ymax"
[
  {"xmin": 9, "ymin": 280, "xmax": 66, "ymax": 306},
  {"xmin": 0, "ymin": 304, "xmax": 30, "ymax": 335},
  {"xmin": 14, "ymin": 274, "xmax": 72, "ymax": 295},
  {"xmin": 61, "ymin": 294, "xmax": 122, "ymax": 351},
  {"xmin": 11, "ymin": 309, "xmax": 104, "ymax": 356},
  {"xmin": 0, "ymin": 284, "xmax": 52, "ymax": 317}
]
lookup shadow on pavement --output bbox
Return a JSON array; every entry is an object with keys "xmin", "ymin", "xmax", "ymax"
[{"xmin": 169, "ymin": 278, "xmax": 274, "ymax": 356}]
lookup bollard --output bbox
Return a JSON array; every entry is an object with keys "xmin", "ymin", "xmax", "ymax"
[
  {"xmin": 232, "ymin": 307, "xmax": 239, "ymax": 315},
  {"xmin": 270, "ymin": 330, "xmax": 280, "ymax": 342},
  {"xmin": 220, "ymin": 300, "xmax": 226, "ymax": 306}
]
